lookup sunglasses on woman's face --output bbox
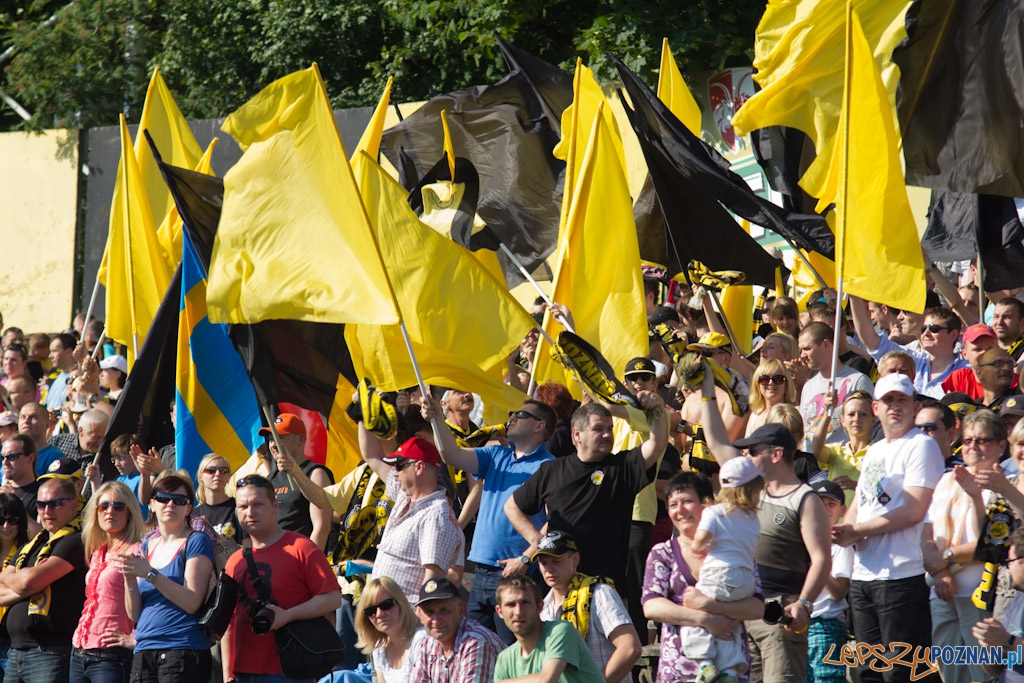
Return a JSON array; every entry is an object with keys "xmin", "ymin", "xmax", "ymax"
[
  {"xmin": 153, "ymin": 492, "xmax": 191, "ymax": 507},
  {"xmin": 363, "ymin": 597, "xmax": 397, "ymax": 617},
  {"xmin": 757, "ymin": 374, "xmax": 787, "ymax": 386},
  {"xmin": 203, "ymin": 466, "xmax": 231, "ymax": 475},
  {"xmin": 97, "ymin": 501, "xmax": 128, "ymax": 512}
]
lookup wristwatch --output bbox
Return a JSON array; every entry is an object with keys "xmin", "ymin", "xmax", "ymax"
[
  {"xmin": 519, "ymin": 555, "xmax": 531, "ymax": 565},
  {"xmin": 797, "ymin": 598, "xmax": 813, "ymax": 613},
  {"xmin": 944, "ymin": 548, "xmax": 955, "ymax": 564},
  {"xmin": 146, "ymin": 569, "xmax": 159, "ymax": 582}
]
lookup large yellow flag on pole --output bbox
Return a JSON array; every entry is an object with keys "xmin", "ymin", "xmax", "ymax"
[
  {"xmin": 136, "ymin": 67, "xmax": 203, "ymax": 266},
  {"xmin": 532, "ymin": 104, "xmax": 648, "ymax": 394},
  {"xmin": 823, "ymin": 5, "xmax": 925, "ymax": 313},
  {"xmin": 657, "ymin": 38, "xmax": 702, "ymax": 136},
  {"xmin": 209, "ymin": 64, "xmax": 401, "ymax": 325},
  {"xmin": 729, "ymin": 0, "xmax": 912, "ymax": 198},
  {"xmin": 346, "ymin": 151, "xmax": 532, "ymax": 414},
  {"xmin": 99, "ymin": 116, "xmax": 173, "ymax": 366},
  {"xmin": 552, "ymin": 60, "xmax": 627, "ymax": 231}
]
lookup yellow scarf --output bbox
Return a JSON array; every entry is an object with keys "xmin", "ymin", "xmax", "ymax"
[
  {"xmin": 560, "ymin": 573, "xmax": 613, "ymax": 641},
  {"xmin": 15, "ymin": 517, "xmax": 82, "ymax": 620}
]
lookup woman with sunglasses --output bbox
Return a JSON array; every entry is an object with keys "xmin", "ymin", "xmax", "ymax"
[
  {"xmin": 745, "ymin": 360, "xmax": 797, "ymax": 437},
  {"xmin": 194, "ymin": 454, "xmax": 245, "ymax": 544},
  {"xmin": 72, "ymin": 482, "xmax": 146, "ymax": 683},
  {"xmin": 114, "ymin": 472, "xmax": 215, "ymax": 683},
  {"xmin": 0, "ymin": 494, "xmax": 28, "ymax": 673},
  {"xmin": 353, "ymin": 577, "xmax": 425, "ymax": 683}
]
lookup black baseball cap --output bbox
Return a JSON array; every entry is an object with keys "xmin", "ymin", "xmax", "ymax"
[{"xmin": 732, "ymin": 423, "xmax": 797, "ymax": 451}]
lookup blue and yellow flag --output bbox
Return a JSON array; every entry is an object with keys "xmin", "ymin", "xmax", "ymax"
[{"xmin": 175, "ymin": 232, "xmax": 261, "ymax": 475}]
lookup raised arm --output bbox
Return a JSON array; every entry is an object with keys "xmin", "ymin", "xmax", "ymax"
[
  {"xmin": 422, "ymin": 397, "xmax": 481, "ymax": 475},
  {"xmin": 697, "ymin": 363, "xmax": 740, "ymax": 463},
  {"xmin": 358, "ymin": 423, "xmax": 393, "ymax": 481},
  {"xmin": 848, "ymin": 295, "xmax": 881, "ymax": 353},
  {"xmin": 636, "ymin": 390, "xmax": 669, "ymax": 470}
]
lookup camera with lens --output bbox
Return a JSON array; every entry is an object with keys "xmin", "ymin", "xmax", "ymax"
[
  {"xmin": 249, "ymin": 597, "xmax": 278, "ymax": 635},
  {"xmin": 762, "ymin": 600, "xmax": 794, "ymax": 626}
]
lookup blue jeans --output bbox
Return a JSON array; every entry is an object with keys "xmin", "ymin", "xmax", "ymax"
[
  {"xmin": 4, "ymin": 645, "xmax": 72, "ymax": 683},
  {"xmin": 334, "ymin": 597, "xmax": 363, "ymax": 671},
  {"xmin": 466, "ymin": 564, "xmax": 515, "ymax": 646},
  {"xmin": 70, "ymin": 649, "xmax": 132, "ymax": 683},
  {"xmin": 237, "ymin": 674, "xmax": 313, "ymax": 683}
]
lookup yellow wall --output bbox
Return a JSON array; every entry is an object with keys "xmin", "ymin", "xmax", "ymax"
[{"xmin": 0, "ymin": 129, "xmax": 79, "ymax": 333}]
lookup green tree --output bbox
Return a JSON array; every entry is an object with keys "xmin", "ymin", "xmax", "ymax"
[{"xmin": 0, "ymin": 0, "xmax": 760, "ymax": 132}]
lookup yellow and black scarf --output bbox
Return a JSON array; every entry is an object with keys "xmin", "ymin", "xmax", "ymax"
[
  {"xmin": 15, "ymin": 517, "xmax": 82, "ymax": 621},
  {"xmin": 560, "ymin": 573, "xmax": 613, "ymax": 641},
  {"xmin": 332, "ymin": 466, "xmax": 390, "ymax": 565}
]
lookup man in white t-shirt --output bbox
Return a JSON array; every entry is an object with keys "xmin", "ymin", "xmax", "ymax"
[
  {"xmin": 832, "ymin": 373, "xmax": 944, "ymax": 683},
  {"xmin": 798, "ymin": 322, "xmax": 874, "ymax": 450}
]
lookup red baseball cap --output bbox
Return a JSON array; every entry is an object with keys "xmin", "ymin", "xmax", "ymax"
[
  {"xmin": 963, "ymin": 324, "xmax": 997, "ymax": 345},
  {"xmin": 383, "ymin": 436, "xmax": 440, "ymax": 467},
  {"xmin": 258, "ymin": 413, "xmax": 307, "ymax": 437}
]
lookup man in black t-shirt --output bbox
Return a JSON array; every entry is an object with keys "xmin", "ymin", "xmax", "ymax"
[
  {"xmin": 265, "ymin": 414, "xmax": 334, "ymax": 551},
  {"xmin": 504, "ymin": 396, "xmax": 668, "ymax": 591},
  {"xmin": 0, "ymin": 477, "xmax": 87, "ymax": 683}
]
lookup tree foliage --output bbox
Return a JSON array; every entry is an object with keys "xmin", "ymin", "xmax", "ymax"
[{"xmin": 0, "ymin": 0, "xmax": 761, "ymax": 132}]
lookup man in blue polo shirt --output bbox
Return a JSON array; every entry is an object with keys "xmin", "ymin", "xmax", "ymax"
[{"xmin": 426, "ymin": 397, "xmax": 557, "ymax": 644}]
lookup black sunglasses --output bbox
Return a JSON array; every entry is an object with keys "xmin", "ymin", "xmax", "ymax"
[
  {"xmin": 920, "ymin": 323, "xmax": 949, "ymax": 334},
  {"xmin": 393, "ymin": 459, "xmax": 416, "ymax": 472},
  {"xmin": 915, "ymin": 423, "xmax": 940, "ymax": 433},
  {"xmin": 37, "ymin": 497, "xmax": 73, "ymax": 510},
  {"xmin": 97, "ymin": 501, "xmax": 128, "ymax": 512},
  {"xmin": 1, "ymin": 452, "xmax": 25, "ymax": 462},
  {"xmin": 757, "ymin": 374, "xmax": 787, "ymax": 386},
  {"xmin": 0, "ymin": 516, "xmax": 21, "ymax": 527},
  {"xmin": 363, "ymin": 597, "xmax": 397, "ymax": 617},
  {"xmin": 508, "ymin": 410, "xmax": 541, "ymax": 422},
  {"xmin": 203, "ymin": 466, "xmax": 231, "ymax": 475},
  {"xmin": 153, "ymin": 492, "xmax": 191, "ymax": 507},
  {"xmin": 236, "ymin": 475, "xmax": 276, "ymax": 494}
]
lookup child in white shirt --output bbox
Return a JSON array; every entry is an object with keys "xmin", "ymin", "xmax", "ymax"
[{"xmin": 683, "ymin": 456, "xmax": 764, "ymax": 683}]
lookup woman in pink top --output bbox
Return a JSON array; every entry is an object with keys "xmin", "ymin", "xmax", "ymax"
[{"xmin": 72, "ymin": 482, "xmax": 147, "ymax": 683}]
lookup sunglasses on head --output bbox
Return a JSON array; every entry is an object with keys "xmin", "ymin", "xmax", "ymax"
[
  {"xmin": 97, "ymin": 501, "xmax": 128, "ymax": 512},
  {"xmin": 363, "ymin": 597, "xmax": 396, "ymax": 617},
  {"xmin": 757, "ymin": 374, "xmax": 787, "ymax": 386},
  {"xmin": 236, "ymin": 475, "xmax": 275, "ymax": 493},
  {"xmin": 153, "ymin": 492, "xmax": 191, "ymax": 507},
  {"xmin": 203, "ymin": 466, "xmax": 231, "ymax": 475},
  {"xmin": 920, "ymin": 323, "xmax": 949, "ymax": 334}
]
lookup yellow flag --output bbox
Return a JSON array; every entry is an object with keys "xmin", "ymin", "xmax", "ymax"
[
  {"xmin": 325, "ymin": 374, "xmax": 364, "ymax": 478},
  {"xmin": 533, "ymin": 104, "xmax": 648, "ymax": 395},
  {"xmin": 155, "ymin": 138, "xmax": 218, "ymax": 267},
  {"xmin": 440, "ymin": 109, "xmax": 456, "ymax": 180},
  {"xmin": 730, "ymin": 0, "xmax": 911, "ymax": 197},
  {"xmin": 553, "ymin": 60, "xmax": 627, "ymax": 229},
  {"xmin": 99, "ymin": 116, "xmax": 173, "ymax": 368},
  {"xmin": 346, "ymin": 151, "xmax": 532, "ymax": 414},
  {"xmin": 209, "ymin": 64, "xmax": 400, "ymax": 326},
  {"xmin": 822, "ymin": 7, "xmax": 925, "ymax": 313},
  {"xmin": 353, "ymin": 77, "xmax": 392, "ymax": 161},
  {"xmin": 657, "ymin": 38, "xmax": 702, "ymax": 135},
  {"xmin": 136, "ymin": 67, "xmax": 203, "ymax": 262}
]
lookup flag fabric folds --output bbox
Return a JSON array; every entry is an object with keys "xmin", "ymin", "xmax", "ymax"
[
  {"xmin": 353, "ymin": 77, "xmax": 392, "ymax": 160},
  {"xmin": 98, "ymin": 116, "xmax": 174, "ymax": 369},
  {"xmin": 97, "ymin": 265, "xmax": 181, "ymax": 481},
  {"xmin": 531, "ymin": 104, "xmax": 648, "ymax": 394},
  {"xmin": 346, "ymin": 151, "xmax": 532, "ymax": 414},
  {"xmin": 210, "ymin": 64, "xmax": 400, "ymax": 326},
  {"xmin": 175, "ymin": 231, "xmax": 262, "ymax": 473},
  {"xmin": 730, "ymin": 0, "xmax": 912, "ymax": 197},
  {"xmin": 822, "ymin": 8, "xmax": 925, "ymax": 313},
  {"xmin": 615, "ymin": 58, "xmax": 824, "ymax": 285},
  {"xmin": 380, "ymin": 36, "xmax": 571, "ymax": 285},
  {"xmin": 893, "ymin": 0, "xmax": 1024, "ymax": 198}
]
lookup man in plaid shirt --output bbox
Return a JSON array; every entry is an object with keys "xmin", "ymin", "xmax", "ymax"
[
  {"xmin": 368, "ymin": 436, "xmax": 464, "ymax": 601},
  {"xmin": 409, "ymin": 577, "xmax": 504, "ymax": 683}
]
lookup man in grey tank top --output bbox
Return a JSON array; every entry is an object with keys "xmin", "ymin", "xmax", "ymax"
[{"xmin": 700, "ymin": 365, "xmax": 833, "ymax": 683}]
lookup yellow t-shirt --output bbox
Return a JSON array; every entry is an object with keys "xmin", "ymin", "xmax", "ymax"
[{"xmin": 819, "ymin": 442, "xmax": 867, "ymax": 507}]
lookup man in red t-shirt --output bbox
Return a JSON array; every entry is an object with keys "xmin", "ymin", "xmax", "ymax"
[
  {"xmin": 222, "ymin": 474, "xmax": 341, "ymax": 681},
  {"xmin": 941, "ymin": 323, "xmax": 1016, "ymax": 399}
]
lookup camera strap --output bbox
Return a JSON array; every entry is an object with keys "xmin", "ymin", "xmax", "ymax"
[{"xmin": 243, "ymin": 547, "xmax": 272, "ymax": 605}]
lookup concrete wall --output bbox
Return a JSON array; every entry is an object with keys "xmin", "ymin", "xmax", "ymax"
[{"xmin": 0, "ymin": 129, "xmax": 80, "ymax": 333}]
